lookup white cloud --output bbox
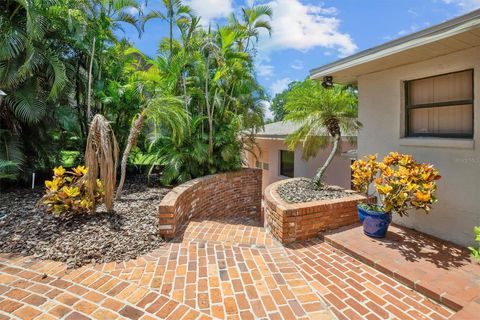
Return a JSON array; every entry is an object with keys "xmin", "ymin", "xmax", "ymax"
[
  {"xmin": 290, "ymin": 59, "xmax": 304, "ymax": 70},
  {"xmin": 259, "ymin": 100, "xmax": 274, "ymax": 120},
  {"xmin": 260, "ymin": 0, "xmax": 357, "ymax": 57},
  {"xmin": 185, "ymin": 0, "xmax": 233, "ymax": 26},
  {"xmin": 257, "ymin": 64, "xmax": 275, "ymax": 78},
  {"xmin": 270, "ymin": 77, "xmax": 291, "ymax": 96},
  {"xmin": 442, "ymin": 0, "xmax": 480, "ymax": 10},
  {"xmin": 125, "ymin": 7, "xmax": 139, "ymax": 15}
]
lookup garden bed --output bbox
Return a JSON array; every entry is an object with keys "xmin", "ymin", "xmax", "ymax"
[
  {"xmin": 277, "ymin": 178, "xmax": 352, "ymax": 203},
  {"xmin": 264, "ymin": 178, "xmax": 375, "ymax": 244},
  {"xmin": 0, "ymin": 174, "xmax": 169, "ymax": 268}
]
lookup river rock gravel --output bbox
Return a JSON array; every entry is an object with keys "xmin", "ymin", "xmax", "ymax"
[
  {"xmin": 0, "ymin": 175, "xmax": 169, "ymax": 268},
  {"xmin": 277, "ymin": 178, "xmax": 352, "ymax": 204}
]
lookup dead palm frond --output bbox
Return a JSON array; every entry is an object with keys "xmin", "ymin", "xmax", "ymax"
[{"xmin": 85, "ymin": 114, "xmax": 119, "ymax": 212}]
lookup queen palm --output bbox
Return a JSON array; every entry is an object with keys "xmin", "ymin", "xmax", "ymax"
[{"xmin": 284, "ymin": 80, "xmax": 361, "ymax": 188}]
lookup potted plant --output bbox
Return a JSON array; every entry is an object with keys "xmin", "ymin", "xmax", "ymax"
[{"xmin": 351, "ymin": 152, "xmax": 441, "ymax": 238}]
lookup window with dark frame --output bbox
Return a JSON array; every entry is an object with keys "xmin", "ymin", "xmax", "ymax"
[
  {"xmin": 405, "ymin": 69, "xmax": 474, "ymax": 139},
  {"xmin": 280, "ymin": 150, "xmax": 294, "ymax": 178}
]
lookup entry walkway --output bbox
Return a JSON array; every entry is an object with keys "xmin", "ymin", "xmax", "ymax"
[{"xmin": 0, "ymin": 218, "xmax": 454, "ymax": 319}]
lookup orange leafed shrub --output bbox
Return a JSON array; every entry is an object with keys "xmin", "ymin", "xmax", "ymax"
[{"xmin": 351, "ymin": 152, "xmax": 441, "ymax": 216}]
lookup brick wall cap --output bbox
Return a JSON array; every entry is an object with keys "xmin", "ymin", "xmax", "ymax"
[{"xmin": 160, "ymin": 167, "xmax": 261, "ymax": 208}]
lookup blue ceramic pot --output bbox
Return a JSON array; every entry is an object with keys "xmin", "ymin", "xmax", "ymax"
[{"xmin": 357, "ymin": 205, "xmax": 392, "ymax": 238}]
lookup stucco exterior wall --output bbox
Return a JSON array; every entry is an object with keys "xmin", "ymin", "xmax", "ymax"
[
  {"xmin": 357, "ymin": 45, "xmax": 480, "ymax": 247},
  {"xmin": 247, "ymin": 138, "xmax": 355, "ymax": 191}
]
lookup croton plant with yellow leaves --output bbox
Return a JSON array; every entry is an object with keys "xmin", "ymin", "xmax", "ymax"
[
  {"xmin": 351, "ymin": 152, "xmax": 441, "ymax": 216},
  {"xmin": 40, "ymin": 165, "xmax": 104, "ymax": 218}
]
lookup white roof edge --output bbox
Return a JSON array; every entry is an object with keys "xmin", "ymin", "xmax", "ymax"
[{"xmin": 310, "ymin": 9, "xmax": 480, "ymax": 80}]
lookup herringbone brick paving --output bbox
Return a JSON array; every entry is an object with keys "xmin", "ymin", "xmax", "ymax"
[{"xmin": 0, "ymin": 216, "xmax": 454, "ymax": 319}]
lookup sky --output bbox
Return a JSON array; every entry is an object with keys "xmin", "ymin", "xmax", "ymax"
[{"xmin": 122, "ymin": 0, "xmax": 480, "ymax": 118}]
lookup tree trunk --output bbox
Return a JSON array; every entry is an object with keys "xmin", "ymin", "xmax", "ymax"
[
  {"xmin": 205, "ymin": 55, "xmax": 213, "ymax": 159},
  {"xmin": 87, "ymin": 36, "xmax": 96, "ymax": 122},
  {"xmin": 313, "ymin": 134, "xmax": 341, "ymax": 188},
  {"xmin": 115, "ymin": 111, "xmax": 145, "ymax": 199}
]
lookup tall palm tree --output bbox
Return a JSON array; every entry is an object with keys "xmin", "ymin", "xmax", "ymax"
[
  {"xmin": 229, "ymin": 5, "xmax": 272, "ymax": 52},
  {"xmin": 143, "ymin": 0, "xmax": 192, "ymax": 60},
  {"xmin": 284, "ymin": 80, "xmax": 361, "ymax": 188}
]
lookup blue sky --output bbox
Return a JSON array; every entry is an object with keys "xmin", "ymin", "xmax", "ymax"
[{"xmin": 122, "ymin": 0, "xmax": 480, "ymax": 117}]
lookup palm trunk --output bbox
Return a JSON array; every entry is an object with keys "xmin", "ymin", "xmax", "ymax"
[
  {"xmin": 313, "ymin": 134, "xmax": 341, "ymax": 188},
  {"xmin": 87, "ymin": 37, "xmax": 96, "ymax": 122},
  {"xmin": 115, "ymin": 111, "xmax": 145, "ymax": 199},
  {"xmin": 205, "ymin": 55, "xmax": 213, "ymax": 159}
]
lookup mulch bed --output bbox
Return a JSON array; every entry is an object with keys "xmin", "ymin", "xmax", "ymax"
[
  {"xmin": 277, "ymin": 178, "xmax": 352, "ymax": 204},
  {"xmin": 0, "ymin": 175, "xmax": 169, "ymax": 268}
]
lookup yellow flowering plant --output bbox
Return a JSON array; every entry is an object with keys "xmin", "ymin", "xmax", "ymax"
[
  {"xmin": 351, "ymin": 152, "xmax": 441, "ymax": 216},
  {"xmin": 40, "ymin": 165, "xmax": 104, "ymax": 218}
]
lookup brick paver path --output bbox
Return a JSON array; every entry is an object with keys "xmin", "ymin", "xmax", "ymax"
[{"xmin": 0, "ymin": 217, "xmax": 454, "ymax": 319}]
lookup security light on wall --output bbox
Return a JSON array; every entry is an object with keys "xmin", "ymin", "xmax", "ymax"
[
  {"xmin": 322, "ymin": 76, "xmax": 333, "ymax": 89},
  {"xmin": 0, "ymin": 90, "xmax": 6, "ymax": 96}
]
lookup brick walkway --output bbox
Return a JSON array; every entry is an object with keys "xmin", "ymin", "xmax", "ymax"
[{"xmin": 0, "ymin": 218, "xmax": 454, "ymax": 319}]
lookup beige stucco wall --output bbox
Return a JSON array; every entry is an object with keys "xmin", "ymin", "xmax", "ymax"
[
  {"xmin": 247, "ymin": 138, "xmax": 355, "ymax": 191},
  {"xmin": 358, "ymin": 45, "xmax": 480, "ymax": 247}
]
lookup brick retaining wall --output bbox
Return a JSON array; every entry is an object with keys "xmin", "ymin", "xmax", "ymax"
[
  {"xmin": 264, "ymin": 178, "xmax": 375, "ymax": 244},
  {"xmin": 158, "ymin": 168, "xmax": 262, "ymax": 238}
]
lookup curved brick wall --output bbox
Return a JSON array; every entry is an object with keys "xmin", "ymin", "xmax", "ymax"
[
  {"xmin": 264, "ymin": 178, "xmax": 375, "ymax": 244},
  {"xmin": 158, "ymin": 168, "xmax": 262, "ymax": 238}
]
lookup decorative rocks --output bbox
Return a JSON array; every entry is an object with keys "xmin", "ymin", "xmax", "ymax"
[{"xmin": 277, "ymin": 178, "xmax": 351, "ymax": 203}]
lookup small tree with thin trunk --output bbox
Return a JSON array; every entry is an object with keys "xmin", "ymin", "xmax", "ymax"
[
  {"xmin": 284, "ymin": 80, "xmax": 361, "ymax": 189},
  {"xmin": 115, "ymin": 97, "xmax": 188, "ymax": 199}
]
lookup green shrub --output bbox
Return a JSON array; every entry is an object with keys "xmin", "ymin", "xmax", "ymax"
[{"xmin": 468, "ymin": 227, "xmax": 480, "ymax": 263}]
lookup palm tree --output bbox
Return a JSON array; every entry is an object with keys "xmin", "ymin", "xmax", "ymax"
[
  {"xmin": 229, "ymin": 5, "xmax": 272, "ymax": 52},
  {"xmin": 143, "ymin": 0, "xmax": 192, "ymax": 60},
  {"xmin": 284, "ymin": 80, "xmax": 361, "ymax": 188},
  {"xmin": 115, "ymin": 96, "xmax": 188, "ymax": 199}
]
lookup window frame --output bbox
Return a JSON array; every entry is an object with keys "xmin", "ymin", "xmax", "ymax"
[
  {"xmin": 279, "ymin": 150, "xmax": 294, "ymax": 178},
  {"xmin": 404, "ymin": 69, "xmax": 474, "ymax": 139}
]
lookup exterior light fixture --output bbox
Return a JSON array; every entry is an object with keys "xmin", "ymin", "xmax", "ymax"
[
  {"xmin": 0, "ymin": 90, "xmax": 6, "ymax": 103},
  {"xmin": 321, "ymin": 76, "xmax": 333, "ymax": 89}
]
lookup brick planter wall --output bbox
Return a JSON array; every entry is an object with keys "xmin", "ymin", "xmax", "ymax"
[
  {"xmin": 264, "ymin": 178, "xmax": 375, "ymax": 244},
  {"xmin": 158, "ymin": 168, "xmax": 262, "ymax": 239}
]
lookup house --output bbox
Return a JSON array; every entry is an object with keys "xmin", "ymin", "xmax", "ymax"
[
  {"xmin": 310, "ymin": 9, "xmax": 480, "ymax": 247},
  {"xmin": 246, "ymin": 121, "xmax": 356, "ymax": 190}
]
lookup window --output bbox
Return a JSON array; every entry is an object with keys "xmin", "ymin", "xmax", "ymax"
[
  {"xmin": 280, "ymin": 150, "xmax": 294, "ymax": 177},
  {"xmin": 262, "ymin": 162, "xmax": 269, "ymax": 170},
  {"xmin": 255, "ymin": 161, "xmax": 261, "ymax": 169},
  {"xmin": 405, "ymin": 69, "xmax": 473, "ymax": 138}
]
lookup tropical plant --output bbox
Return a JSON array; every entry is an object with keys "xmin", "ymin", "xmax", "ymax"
[
  {"xmin": 40, "ymin": 165, "xmax": 104, "ymax": 218},
  {"xmin": 468, "ymin": 227, "xmax": 480, "ymax": 263},
  {"xmin": 1, "ymin": 0, "xmax": 271, "ymax": 189},
  {"xmin": 84, "ymin": 114, "xmax": 119, "ymax": 212},
  {"xmin": 116, "ymin": 96, "xmax": 188, "ymax": 198},
  {"xmin": 284, "ymin": 80, "xmax": 361, "ymax": 187},
  {"xmin": 270, "ymin": 81, "xmax": 300, "ymax": 121},
  {"xmin": 143, "ymin": 0, "xmax": 192, "ymax": 60},
  {"xmin": 351, "ymin": 152, "xmax": 441, "ymax": 216}
]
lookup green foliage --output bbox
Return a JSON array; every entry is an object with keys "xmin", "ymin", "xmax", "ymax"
[
  {"xmin": 284, "ymin": 80, "xmax": 361, "ymax": 186},
  {"xmin": 2, "ymin": 0, "xmax": 270, "ymax": 187},
  {"xmin": 468, "ymin": 227, "xmax": 480, "ymax": 263},
  {"xmin": 270, "ymin": 81, "xmax": 300, "ymax": 121},
  {"xmin": 40, "ymin": 166, "xmax": 104, "ymax": 219},
  {"xmin": 0, "ymin": 0, "xmax": 144, "ymax": 179}
]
